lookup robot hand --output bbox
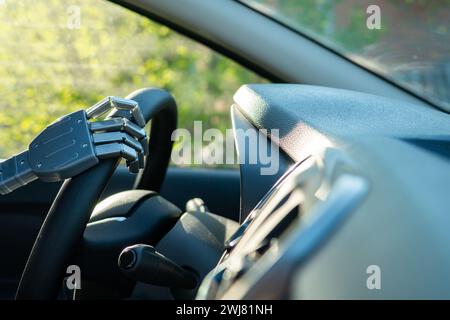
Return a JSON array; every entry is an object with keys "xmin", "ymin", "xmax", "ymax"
[{"xmin": 0, "ymin": 96, "xmax": 148, "ymax": 195}]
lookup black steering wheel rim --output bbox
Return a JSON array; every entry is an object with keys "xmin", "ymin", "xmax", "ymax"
[{"xmin": 15, "ymin": 88, "xmax": 177, "ymax": 300}]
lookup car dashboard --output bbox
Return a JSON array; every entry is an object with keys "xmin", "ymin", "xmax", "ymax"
[{"xmin": 197, "ymin": 84, "xmax": 450, "ymax": 299}]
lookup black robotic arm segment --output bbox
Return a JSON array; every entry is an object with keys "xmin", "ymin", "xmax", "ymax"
[{"xmin": 0, "ymin": 97, "xmax": 148, "ymax": 195}]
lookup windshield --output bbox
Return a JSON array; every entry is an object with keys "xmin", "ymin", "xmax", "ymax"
[{"xmin": 239, "ymin": 0, "xmax": 450, "ymax": 111}]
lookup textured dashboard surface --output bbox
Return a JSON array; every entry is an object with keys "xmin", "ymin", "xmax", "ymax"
[{"xmin": 232, "ymin": 84, "xmax": 450, "ymax": 298}]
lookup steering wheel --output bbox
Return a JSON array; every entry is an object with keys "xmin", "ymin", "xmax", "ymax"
[{"xmin": 15, "ymin": 88, "xmax": 177, "ymax": 299}]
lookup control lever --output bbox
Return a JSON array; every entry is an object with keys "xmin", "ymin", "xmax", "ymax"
[{"xmin": 118, "ymin": 244, "xmax": 197, "ymax": 289}]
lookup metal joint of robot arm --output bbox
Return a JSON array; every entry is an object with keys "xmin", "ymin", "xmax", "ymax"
[{"xmin": 0, "ymin": 96, "xmax": 148, "ymax": 195}]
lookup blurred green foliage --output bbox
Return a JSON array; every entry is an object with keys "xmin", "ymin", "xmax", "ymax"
[
  {"xmin": 3, "ymin": 0, "xmax": 447, "ymax": 163},
  {"xmin": 244, "ymin": 0, "xmax": 450, "ymax": 109},
  {"xmin": 0, "ymin": 0, "xmax": 265, "ymax": 160},
  {"xmin": 246, "ymin": 0, "xmax": 384, "ymax": 51}
]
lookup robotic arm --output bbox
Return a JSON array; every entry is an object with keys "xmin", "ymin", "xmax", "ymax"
[{"xmin": 0, "ymin": 96, "xmax": 148, "ymax": 195}]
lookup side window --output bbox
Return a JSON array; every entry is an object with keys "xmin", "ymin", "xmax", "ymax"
[{"xmin": 0, "ymin": 0, "xmax": 265, "ymax": 167}]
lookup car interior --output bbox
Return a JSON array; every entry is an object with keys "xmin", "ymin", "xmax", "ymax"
[{"xmin": 0, "ymin": 0, "xmax": 449, "ymax": 300}]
